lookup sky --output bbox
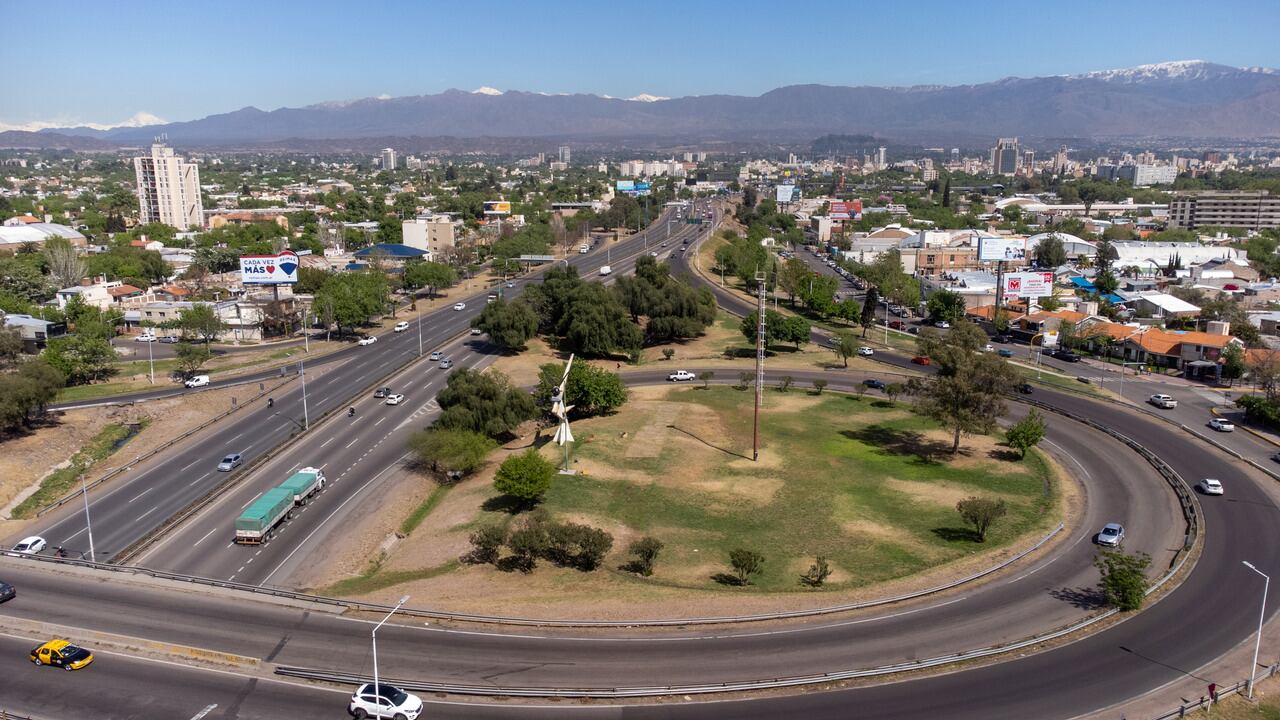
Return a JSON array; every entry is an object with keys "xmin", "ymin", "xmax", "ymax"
[{"xmin": 4, "ymin": 0, "xmax": 1280, "ymax": 130}]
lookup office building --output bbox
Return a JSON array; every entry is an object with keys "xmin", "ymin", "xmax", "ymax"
[
  {"xmin": 1119, "ymin": 164, "xmax": 1179, "ymax": 186},
  {"xmin": 380, "ymin": 148, "xmax": 397, "ymax": 171},
  {"xmin": 402, "ymin": 214, "xmax": 458, "ymax": 258},
  {"xmin": 1021, "ymin": 150, "xmax": 1035, "ymax": 171},
  {"xmin": 1169, "ymin": 191, "xmax": 1280, "ymax": 230},
  {"xmin": 876, "ymin": 146, "xmax": 887, "ymax": 169},
  {"xmin": 991, "ymin": 138, "xmax": 1020, "ymax": 175},
  {"xmin": 134, "ymin": 142, "xmax": 203, "ymax": 230},
  {"xmin": 558, "ymin": 145, "xmax": 571, "ymax": 164}
]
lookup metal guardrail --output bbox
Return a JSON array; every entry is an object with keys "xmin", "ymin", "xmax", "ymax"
[
  {"xmin": 1149, "ymin": 663, "xmax": 1278, "ymax": 719},
  {"xmin": 33, "ymin": 375, "xmax": 296, "ymax": 518}
]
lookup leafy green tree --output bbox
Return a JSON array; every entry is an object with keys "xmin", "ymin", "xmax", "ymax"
[
  {"xmin": 177, "ymin": 304, "xmax": 227, "ymax": 345},
  {"xmin": 800, "ymin": 556, "xmax": 832, "ymax": 587},
  {"xmin": 776, "ymin": 258, "xmax": 811, "ymax": 306},
  {"xmin": 1006, "ymin": 409, "xmax": 1046, "ymax": 458},
  {"xmin": 436, "ymin": 368, "xmax": 536, "ymax": 438},
  {"xmin": 927, "ymin": 289, "xmax": 967, "ymax": 323},
  {"xmin": 472, "ymin": 299, "xmax": 539, "ymax": 352},
  {"xmin": 1095, "ymin": 549, "xmax": 1152, "ymax": 611},
  {"xmin": 799, "ymin": 274, "xmax": 839, "ymax": 316},
  {"xmin": 42, "ymin": 236, "xmax": 86, "ymax": 290},
  {"xmin": 1222, "ymin": 342, "xmax": 1246, "ymax": 381},
  {"xmin": 612, "ymin": 256, "xmax": 717, "ymax": 344},
  {"xmin": 1032, "ymin": 234, "xmax": 1067, "ymax": 268},
  {"xmin": 627, "ymin": 537, "xmax": 663, "ymax": 576},
  {"xmin": 912, "ymin": 323, "xmax": 1020, "ymax": 453},
  {"xmin": 884, "ymin": 382, "xmax": 905, "ymax": 404},
  {"xmin": 0, "ymin": 257, "xmax": 52, "ymax": 302},
  {"xmin": 312, "ymin": 271, "xmax": 390, "ymax": 335},
  {"xmin": 859, "ymin": 287, "xmax": 880, "ymax": 337},
  {"xmin": 0, "ymin": 359, "xmax": 64, "ymax": 432},
  {"xmin": 43, "ymin": 335, "xmax": 116, "ymax": 385},
  {"xmin": 1056, "ymin": 320, "xmax": 1077, "ymax": 351},
  {"xmin": 831, "ymin": 330, "xmax": 860, "ymax": 368},
  {"xmin": 559, "ymin": 283, "xmax": 643, "ymax": 358},
  {"xmin": 174, "ymin": 343, "xmax": 213, "ymax": 378},
  {"xmin": 955, "ymin": 497, "xmax": 1007, "ymax": 542},
  {"xmin": 534, "ymin": 361, "xmax": 627, "ymax": 417},
  {"xmin": 0, "ymin": 328, "xmax": 24, "ymax": 368},
  {"xmin": 493, "ymin": 449, "xmax": 556, "ymax": 508},
  {"xmin": 701, "ymin": 370, "xmax": 714, "ymax": 389},
  {"xmin": 410, "ymin": 428, "xmax": 497, "ymax": 479},
  {"xmin": 402, "ymin": 261, "xmax": 458, "ymax": 298},
  {"xmin": 728, "ymin": 548, "xmax": 765, "ymax": 585}
]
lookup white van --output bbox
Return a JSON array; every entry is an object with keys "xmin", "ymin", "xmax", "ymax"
[
  {"xmin": 184, "ymin": 375, "xmax": 210, "ymax": 388},
  {"xmin": 579, "ymin": 245, "xmax": 589, "ymax": 254},
  {"xmin": 599, "ymin": 265, "xmax": 612, "ymax": 276}
]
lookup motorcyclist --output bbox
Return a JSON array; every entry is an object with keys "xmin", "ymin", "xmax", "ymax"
[
  {"xmin": 267, "ymin": 398, "xmax": 274, "ymax": 408},
  {"xmin": 348, "ymin": 407, "xmax": 356, "ymax": 417}
]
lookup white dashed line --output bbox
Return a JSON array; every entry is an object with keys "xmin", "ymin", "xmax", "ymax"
[
  {"xmin": 320, "ymin": 437, "xmax": 334, "ymax": 448},
  {"xmin": 134, "ymin": 506, "xmax": 158, "ymax": 523},
  {"xmin": 192, "ymin": 527, "xmax": 218, "ymax": 548},
  {"xmin": 128, "ymin": 487, "xmax": 153, "ymax": 503},
  {"xmin": 344, "ymin": 437, "xmax": 360, "ymax": 449}
]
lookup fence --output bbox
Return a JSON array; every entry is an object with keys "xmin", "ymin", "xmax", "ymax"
[{"xmin": 1151, "ymin": 663, "xmax": 1279, "ymax": 719}]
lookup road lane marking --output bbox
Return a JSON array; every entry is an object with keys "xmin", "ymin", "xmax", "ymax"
[
  {"xmin": 228, "ymin": 432, "xmax": 244, "ymax": 443},
  {"xmin": 134, "ymin": 506, "xmax": 158, "ymax": 522},
  {"xmin": 320, "ymin": 437, "xmax": 334, "ymax": 448},
  {"xmin": 128, "ymin": 487, "xmax": 154, "ymax": 503},
  {"xmin": 180, "ymin": 458, "xmax": 201, "ymax": 471},
  {"xmin": 189, "ymin": 705, "xmax": 218, "ymax": 720},
  {"xmin": 188, "ymin": 472, "xmax": 211, "ymax": 487},
  {"xmin": 192, "ymin": 527, "xmax": 218, "ymax": 548},
  {"xmin": 374, "ymin": 416, "xmax": 386, "ymax": 426},
  {"xmin": 344, "ymin": 436, "xmax": 361, "ymax": 449},
  {"xmin": 241, "ymin": 496, "xmax": 257, "ymax": 509}
]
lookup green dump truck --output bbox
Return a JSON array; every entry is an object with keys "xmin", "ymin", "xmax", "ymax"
[{"xmin": 234, "ymin": 467, "xmax": 326, "ymax": 544}]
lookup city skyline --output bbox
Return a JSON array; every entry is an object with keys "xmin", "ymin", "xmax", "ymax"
[{"xmin": 4, "ymin": 0, "xmax": 1279, "ymax": 130}]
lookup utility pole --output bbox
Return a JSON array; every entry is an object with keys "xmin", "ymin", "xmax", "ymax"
[
  {"xmin": 298, "ymin": 360, "xmax": 310, "ymax": 430},
  {"xmin": 80, "ymin": 473, "xmax": 95, "ymax": 563},
  {"xmin": 753, "ymin": 270, "xmax": 768, "ymax": 462}
]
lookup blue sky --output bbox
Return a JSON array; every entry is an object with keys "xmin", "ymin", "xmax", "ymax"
[{"xmin": 4, "ymin": 0, "xmax": 1279, "ymax": 129}]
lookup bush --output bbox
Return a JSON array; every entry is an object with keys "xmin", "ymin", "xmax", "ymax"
[
  {"xmin": 627, "ymin": 536, "xmax": 664, "ymax": 576},
  {"xmin": 493, "ymin": 449, "xmax": 556, "ymax": 507},
  {"xmin": 800, "ymin": 556, "xmax": 832, "ymax": 587},
  {"xmin": 464, "ymin": 526, "xmax": 505, "ymax": 565},
  {"xmin": 729, "ymin": 548, "xmax": 765, "ymax": 585},
  {"xmin": 1095, "ymin": 549, "xmax": 1152, "ymax": 611},
  {"xmin": 812, "ymin": 379, "xmax": 827, "ymax": 395},
  {"xmin": 1238, "ymin": 395, "xmax": 1280, "ymax": 429},
  {"xmin": 955, "ymin": 497, "xmax": 1007, "ymax": 542},
  {"xmin": 504, "ymin": 522, "xmax": 548, "ymax": 573},
  {"xmin": 544, "ymin": 521, "xmax": 614, "ymax": 571}
]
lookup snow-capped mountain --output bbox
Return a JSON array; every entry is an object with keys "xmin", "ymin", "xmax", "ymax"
[
  {"xmin": 471, "ymin": 87, "xmax": 503, "ymax": 96},
  {"xmin": 1071, "ymin": 60, "xmax": 1278, "ymax": 83},
  {"xmin": 626, "ymin": 94, "xmax": 669, "ymax": 102},
  {"xmin": 0, "ymin": 111, "xmax": 164, "ymax": 133}
]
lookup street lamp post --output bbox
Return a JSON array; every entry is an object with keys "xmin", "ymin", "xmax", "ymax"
[
  {"xmin": 1243, "ymin": 561, "xmax": 1270, "ymax": 700},
  {"xmin": 298, "ymin": 360, "xmax": 310, "ymax": 430},
  {"xmin": 416, "ymin": 308, "xmax": 423, "ymax": 358},
  {"xmin": 146, "ymin": 333, "xmax": 154, "ymax": 384},
  {"xmin": 372, "ymin": 595, "xmax": 410, "ymax": 701},
  {"xmin": 80, "ymin": 473, "xmax": 96, "ymax": 563}
]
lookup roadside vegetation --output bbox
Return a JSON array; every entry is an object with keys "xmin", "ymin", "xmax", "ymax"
[{"xmin": 12, "ymin": 421, "xmax": 145, "ymax": 518}]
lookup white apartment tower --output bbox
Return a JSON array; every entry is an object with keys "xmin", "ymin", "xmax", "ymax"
[
  {"xmin": 877, "ymin": 146, "xmax": 887, "ymax": 168},
  {"xmin": 134, "ymin": 142, "xmax": 203, "ymax": 230},
  {"xmin": 380, "ymin": 148, "xmax": 398, "ymax": 170},
  {"xmin": 558, "ymin": 145, "xmax": 571, "ymax": 164}
]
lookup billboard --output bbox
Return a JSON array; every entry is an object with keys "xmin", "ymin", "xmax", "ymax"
[
  {"xmin": 1003, "ymin": 272, "xmax": 1054, "ymax": 298},
  {"xmin": 616, "ymin": 180, "xmax": 635, "ymax": 192},
  {"xmin": 483, "ymin": 201, "xmax": 511, "ymax": 216},
  {"xmin": 828, "ymin": 200, "xmax": 863, "ymax": 220},
  {"xmin": 978, "ymin": 237, "xmax": 1027, "ymax": 262},
  {"xmin": 240, "ymin": 250, "xmax": 300, "ymax": 285},
  {"xmin": 633, "ymin": 181, "xmax": 651, "ymax": 195},
  {"xmin": 776, "ymin": 185, "xmax": 796, "ymax": 203}
]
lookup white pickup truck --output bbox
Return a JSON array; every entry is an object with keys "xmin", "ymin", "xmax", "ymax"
[
  {"xmin": 599, "ymin": 265, "xmax": 612, "ymax": 276},
  {"xmin": 1148, "ymin": 394, "xmax": 1177, "ymax": 409}
]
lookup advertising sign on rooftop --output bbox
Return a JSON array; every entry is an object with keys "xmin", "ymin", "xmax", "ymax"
[
  {"xmin": 1002, "ymin": 271, "xmax": 1054, "ymax": 298},
  {"xmin": 616, "ymin": 180, "xmax": 635, "ymax": 192},
  {"xmin": 483, "ymin": 201, "xmax": 511, "ymax": 216},
  {"xmin": 240, "ymin": 250, "xmax": 300, "ymax": 285},
  {"xmin": 828, "ymin": 200, "xmax": 863, "ymax": 220},
  {"xmin": 978, "ymin": 236, "xmax": 1027, "ymax": 262},
  {"xmin": 776, "ymin": 185, "xmax": 796, "ymax": 203}
]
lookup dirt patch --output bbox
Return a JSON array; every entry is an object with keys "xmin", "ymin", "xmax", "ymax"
[
  {"xmin": 488, "ymin": 337, "xmax": 564, "ymax": 388},
  {"xmin": 625, "ymin": 403, "xmax": 681, "ymax": 459},
  {"xmin": 882, "ymin": 478, "xmax": 1006, "ymax": 508},
  {"xmin": 919, "ymin": 429, "xmax": 1026, "ymax": 473}
]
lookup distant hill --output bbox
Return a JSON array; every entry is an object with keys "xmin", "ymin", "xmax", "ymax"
[
  {"xmin": 32, "ymin": 61, "xmax": 1280, "ymax": 145},
  {"xmin": 0, "ymin": 130, "xmax": 118, "ymax": 150}
]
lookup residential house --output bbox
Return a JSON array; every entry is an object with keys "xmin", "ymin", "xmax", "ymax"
[
  {"xmin": 2, "ymin": 313, "xmax": 65, "ymax": 352},
  {"xmin": 55, "ymin": 277, "xmax": 149, "ymax": 310}
]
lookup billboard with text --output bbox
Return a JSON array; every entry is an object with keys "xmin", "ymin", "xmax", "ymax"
[
  {"xmin": 978, "ymin": 236, "xmax": 1027, "ymax": 262},
  {"xmin": 776, "ymin": 185, "xmax": 795, "ymax": 203},
  {"xmin": 828, "ymin": 200, "xmax": 863, "ymax": 220},
  {"xmin": 1003, "ymin": 272, "xmax": 1054, "ymax": 298},
  {"xmin": 616, "ymin": 180, "xmax": 635, "ymax": 192},
  {"xmin": 483, "ymin": 201, "xmax": 511, "ymax": 215},
  {"xmin": 240, "ymin": 250, "xmax": 300, "ymax": 285}
]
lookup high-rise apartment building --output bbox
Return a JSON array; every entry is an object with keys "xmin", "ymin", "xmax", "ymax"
[
  {"xmin": 380, "ymin": 148, "xmax": 397, "ymax": 171},
  {"xmin": 1021, "ymin": 150, "xmax": 1035, "ymax": 171},
  {"xmin": 1169, "ymin": 191, "xmax": 1280, "ymax": 230},
  {"xmin": 991, "ymin": 138, "xmax": 1020, "ymax": 175},
  {"xmin": 134, "ymin": 143, "xmax": 203, "ymax": 230},
  {"xmin": 876, "ymin": 146, "xmax": 887, "ymax": 168},
  {"xmin": 558, "ymin": 145, "xmax": 571, "ymax": 164}
]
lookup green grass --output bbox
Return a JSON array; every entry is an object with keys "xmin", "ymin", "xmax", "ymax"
[
  {"xmin": 318, "ymin": 560, "xmax": 459, "ymax": 597},
  {"xmin": 12, "ymin": 421, "xmax": 148, "ymax": 518},
  {"xmin": 399, "ymin": 484, "xmax": 453, "ymax": 536},
  {"xmin": 535, "ymin": 387, "xmax": 1056, "ymax": 592}
]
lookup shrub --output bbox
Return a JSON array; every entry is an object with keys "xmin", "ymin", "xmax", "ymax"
[
  {"xmin": 729, "ymin": 548, "xmax": 765, "ymax": 585},
  {"xmin": 627, "ymin": 536, "xmax": 664, "ymax": 576},
  {"xmin": 464, "ymin": 525, "xmax": 505, "ymax": 565},
  {"xmin": 493, "ymin": 449, "xmax": 556, "ymax": 507}
]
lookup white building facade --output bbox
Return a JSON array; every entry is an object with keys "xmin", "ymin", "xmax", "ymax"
[{"xmin": 134, "ymin": 143, "xmax": 204, "ymax": 230}]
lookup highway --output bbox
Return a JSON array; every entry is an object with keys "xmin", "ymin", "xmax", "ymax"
[{"xmin": 3, "ymin": 200, "xmax": 1280, "ymax": 718}]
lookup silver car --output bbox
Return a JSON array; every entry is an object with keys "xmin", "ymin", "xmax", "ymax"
[
  {"xmin": 217, "ymin": 453, "xmax": 243, "ymax": 472},
  {"xmin": 1097, "ymin": 523, "xmax": 1125, "ymax": 547}
]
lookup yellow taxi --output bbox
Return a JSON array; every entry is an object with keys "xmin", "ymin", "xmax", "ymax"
[{"xmin": 29, "ymin": 639, "xmax": 94, "ymax": 670}]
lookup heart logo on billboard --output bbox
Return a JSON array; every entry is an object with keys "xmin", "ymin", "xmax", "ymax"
[
  {"xmin": 279, "ymin": 261, "xmax": 297, "ymax": 276},
  {"xmin": 266, "ymin": 265, "xmax": 275, "ymax": 273}
]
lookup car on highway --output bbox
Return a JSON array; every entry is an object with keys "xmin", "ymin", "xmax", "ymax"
[
  {"xmin": 1096, "ymin": 523, "xmax": 1125, "ymax": 547},
  {"xmin": 911, "ymin": 356, "xmax": 931, "ymax": 365},
  {"xmin": 470, "ymin": 327, "xmax": 483, "ymax": 335},
  {"xmin": 863, "ymin": 378, "xmax": 885, "ymax": 390},
  {"xmin": 1208, "ymin": 418, "xmax": 1235, "ymax": 432},
  {"xmin": 1017, "ymin": 383, "xmax": 1034, "ymax": 394},
  {"xmin": 30, "ymin": 640, "xmax": 94, "ymax": 671},
  {"xmin": 357, "ymin": 336, "xmax": 377, "ymax": 346},
  {"xmin": 981, "ymin": 344, "xmax": 995, "ymax": 353},
  {"xmin": 888, "ymin": 320, "xmax": 905, "ymax": 330},
  {"xmin": 217, "ymin": 453, "xmax": 243, "ymax": 472},
  {"xmin": 1149, "ymin": 394, "xmax": 1178, "ymax": 409},
  {"xmin": 0, "ymin": 580, "xmax": 14, "ymax": 603},
  {"xmin": 349, "ymin": 682, "xmax": 423, "ymax": 720},
  {"xmin": 453, "ymin": 302, "xmax": 466, "ymax": 311},
  {"xmin": 374, "ymin": 387, "xmax": 392, "ymax": 398},
  {"xmin": 668, "ymin": 370, "xmax": 697, "ymax": 382},
  {"xmin": 158, "ymin": 335, "xmax": 179, "ymax": 343},
  {"xmin": 993, "ymin": 333, "xmax": 1012, "ymax": 343},
  {"xmin": 599, "ymin": 265, "xmax": 612, "ymax": 276},
  {"xmin": 857, "ymin": 346, "xmax": 874, "ymax": 356},
  {"xmin": 1052, "ymin": 349, "xmax": 1080, "ymax": 362},
  {"xmin": 1197, "ymin": 478, "xmax": 1224, "ymax": 495},
  {"xmin": 439, "ymin": 358, "xmax": 453, "ymax": 369},
  {"xmin": 134, "ymin": 333, "xmax": 156, "ymax": 342},
  {"xmin": 649, "ymin": 251, "xmax": 658, "ymax": 257},
  {"xmin": 11, "ymin": 536, "xmax": 46, "ymax": 555},
  {"xmin": 505, "ymin": 281, "xmax": 515, "ymax": 288},
  {"xmin": 184, "ymin": 374, "xmax": 210, "ymax": 388},
  {"xmin": 933, "ymin": 320, "xmax": 951, "ymax": 329},
  {"xmin": 997, "ymin": 349, "xmax": 1014, "ymax": 358},
  {"xmin": 393, "ymin": 321, "xmax": 409, "ymax": 332},
  {"xmin": 385, "ymin": 394, "xmax": 405, "ymax": 406},
  {"xmin": 428, "ymin": 351, "xmax": 443, "ymax": 361}
]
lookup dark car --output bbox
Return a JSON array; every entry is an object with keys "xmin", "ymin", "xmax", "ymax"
[
  {"xmin": 888, "ymin": 320, "xmax": 905, "ymax": 330},
  {"xmin": 863, "ymin": 379, "xmax": 885, "ymax": 390},
  {"xmin": 997, "ymin": 349, "xmax": 1015, "ymax": 358},
  {"xmin": 993, "ymin": 334, "xmax": 1012, "ymax": 343},
  {"xmin": 911, "ymin": 356, "xmax": 931, "ymax": 365},
  {"xmin": 0, "ymin": 580, "xmax": 14, "ymax": 603},
  {"xmin": 1053, "ymin": 350, "xmax": 1081, "ymax": 362},
  {"xmin": 1017, "ymin": 383, "xmax": 1034, "ymax": 394},
  {"xmin": 374, "ymin": 386, "xmax": 392, "ymax": 398}
]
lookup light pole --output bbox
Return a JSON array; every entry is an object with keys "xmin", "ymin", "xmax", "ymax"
[
  {"xmin": 298, "ymin": 360, "xmax": 310, "ymax": 430},
  {"xmin": 80, "ymin": 473, "xmax": 95, "ymax": 563},
  {"xmin": 416, "ymin": 308, "xmax": 423, "ymax": 358},
  {"xmin": 1243, "ymin": 561, "xmax": 1270, "ymax": 700},
  {"xmin": 146, "ymin": 332, "xmax": 154, "ymax": 384},
  {"xmin": 372, "ymin": 595, "xmax": 410, "ymax": 699}
]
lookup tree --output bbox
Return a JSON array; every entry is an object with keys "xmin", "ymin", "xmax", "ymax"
[
  {"xmin": 912, "ymin": 323, "xmax": 1020, "ymax": 453},
  {"xmin": 177, "ymin": 304, "xmax": 227, "ymax": 345},
  {"xmin": 627, "ymin": 537, "xmax": 663, "ymax": 577},
  {"xmin": 1033, "ymin": 234, "xmax": 1067, "ymax": 269},
  {"xmin": 410, "ymin": 428, "xmax": 497, "ymax": 479},
  {"xmin": 543, "ymin": 520, "xmax": 613, "ymax": 571},
  {"xmin": 813, "ymin": 379, "xmax": 827, "ymax": 395},
  {"xmin": 493, "ymin": 449, "xmax": 556, "ymax": 508},
  {"xmin": 1095, "ymin": 549, "xmax": 1152, "ymax": 611},
  {"xmin": 1248, "ymin": 349, "xmax": 1280, "ymax": 401},
  {"xmin": 559, "ymin": 283, "xmax": 643, "ymax": 358},
  {"xmin": 402, "ymin": 261, "xmax": 458, "ymax": 298},
  {"xmin": 941, "ymin": 177, "xmax": 951, "ymax": 207},
  {"xmin": 778, "ymin": 375, "xmax": 794, "ymax": 392},
  {"xmin": 0, "ymin": 328, "xmax": 23, "ymax": 368},
  {"xmin": 661, "ymin": 348, "xmax": 675, "ymax": 361},
  {"xmin": 173, "ymin": 343, "xmax": 213, "ymax": 378},
  {"xmin": 955, "ymin": 497, "xmax": 1007, "ymax": 542},
  {"xmin": 505, "ymin": 519, "xmax": 548, "ymax": 572},
  {"xmin": 831, "ymin": 330, "xmax": 860, "ymax": 368},
  {"xmin": 0, "ymin": 257, "xmax": 51, "ymax": 302},
  {"xmin": 701, "ymin": 370, "xmax": 714, "ymax": 389},
  {"xmin": 1056, "ymin": 320, "xmax": 1077, "ymax": 351},
  {"xmin": 859, "ymin": 287, "xmax": 879, "ymax": 337},
  {"xmin": 884, "ymin": 382, "xmax": 905, "ymax": 404},
  {"xmin": 1221, "ymin": 342, "xmax": 1246, "ymax": 382},
  {"xmin": 728, "ymin": 548, "xmax": 764, "ymax": 585},
  {"xmin": 436, "ymin": 368, "xmax": 537, "ymax": 438},
  {"xmin": 926, "ymin": 289, "xmax": 967, "ymax": 323},
  {"xmin": 43, "ymin": 335, "xmax": 116, "ymax": 385},
  {"xmin": 43, "ymin": 236, "xmax": 86, "ymax": 290},
  {"xmin": 473, "ymin": 299, "xmax": 538, "ymax": 351},
  {"xmin": 312, "ymin": 271, "xmax": 389, "ymax": 335},
  {"xmin": 534, "ymin": 361, "xmax": 628, "ymax": 417},
  {"xmin": 0, "ymin": 359, "xmax": 64, "ymax": 433},
  {"xmin": 800, "ymin": 556, "xmax": 832, "ymax": 587},
  {"xmin": 465, "ymin": 526, "xmax": 505, "ymax": 565},
  {"xmin": 777, "ymin": 258, "xmax": 811, "ymax": 306},
  {"xmin": 1006, "ymin": 409, "xmax": 1047, "ymax": 458}
]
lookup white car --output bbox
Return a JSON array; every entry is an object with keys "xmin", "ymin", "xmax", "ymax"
[
  {"xmin": 428, "ymin": 351, "xmax": 443, "ymax": 361},
  {"xmin": 453, "ymin": 302, "xmax": 466, "ymax": 311},
  {"xmin": 599, "ymin": 265, "xmax": 612, "ymax": 276},
  {"xmin": 668, "ymin": 370, "xmax": 696, "ymax": 382},
  {"xmin": 1149, "ymin": 394, "xmax": 1177, "ymax": 409},
  {"xmin": 981, "ymin": 344, "xmax": 995, "ymax": 353},
  {"xmin": 857, "ymin": 346, "xmax": 874, "ymax": 356},
  {"xmin": 393, "ymin": 321, "xmax": 409, "ymax": 333},
  {"xmin": 348, "ymin": 683, "xmax": 423, "ymax": 720},
  {"xmin": 470, "ymin": 327, "xmax": 483, "ymax": 335},
  {"xmin": 934, "ymin": 320, "xmax": 951, "ymax": 329},
  {"xmin": 11, "ymin": 536, "xmax": 46, "ymax": 555},
  {"xmin": 184, "ymin": 374, "xmax": 210, "ymax": 388},
  {"xmin": 439, "ymin": 358, "xmax": 453, "ymax": 369},
  {"xmin": 358, "ymin": 336, "xmax": 377, "ymax": 346},
  {"xmin": 1208, "ymin": 418, "xmax": 1235, "ymax": 432},
  {"xmin": 385, "ymin": 394, "xmax": 405, "ymax": 406},
  {"xmin": 134, "ymin": 333, "xmax": 156, "ymax": 343},
  {"xmin": 1197, "ymin": 478, "xmax": 1224, "ymax": 495}
]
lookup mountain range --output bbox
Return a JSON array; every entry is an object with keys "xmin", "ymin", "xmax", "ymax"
[{"xmin": 13, "ymin": 61, "xmax": 1280, "ymax": 147}]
